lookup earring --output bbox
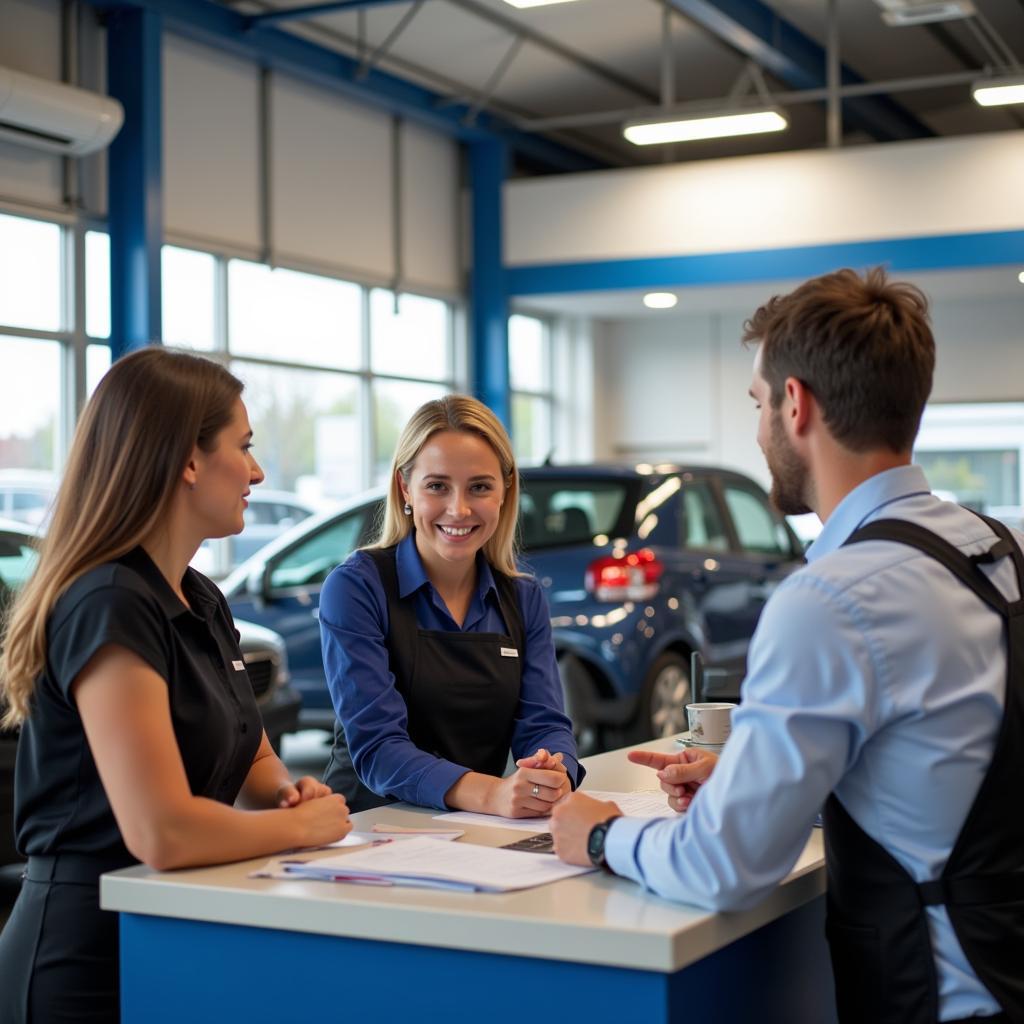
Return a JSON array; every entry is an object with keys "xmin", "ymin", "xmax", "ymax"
[
  {"xmin": 189, "ymin": 482, "xmax": 196, "ymax": 492},
  {"xmin": 403, "ymin": 502, "xmax": 412, "ymax": 516}
]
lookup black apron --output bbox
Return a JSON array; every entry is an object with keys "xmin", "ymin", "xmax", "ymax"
[
  {"xmin": 825, "ymin": 514, "xmax": 1024, "ymax": 1024},
  {"xmin": 323, "ymin": 546, "xmax": 526, "ymax": 812}
]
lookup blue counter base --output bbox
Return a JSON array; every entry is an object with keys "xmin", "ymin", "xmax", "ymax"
[{"xmin": 120, "ymin": 894, "xmax": 836, "ymax": 1023}]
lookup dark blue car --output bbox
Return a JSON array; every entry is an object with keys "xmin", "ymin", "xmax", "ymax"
[{"xmin": 221, "ymin": 464, "xmax": 804, "ymax": 750}]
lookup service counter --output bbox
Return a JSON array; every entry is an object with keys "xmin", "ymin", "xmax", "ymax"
[{"xmin": 102, "ymin": 738, "xmax": 837, "ymax": 1023}]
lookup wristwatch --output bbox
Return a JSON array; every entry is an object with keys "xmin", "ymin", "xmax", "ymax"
[{"xmin": 587, "ymin": 815, "xmax": 621, "ymax": 869}]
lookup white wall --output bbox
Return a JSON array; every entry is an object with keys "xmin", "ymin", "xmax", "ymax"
[
  {"xmin": 506, "ymin": 132, "xmax": 1024, "ymax": 266},
  {"xmin": 592, "ymin": 290, "xmax": 1024, "ymax": 491}
]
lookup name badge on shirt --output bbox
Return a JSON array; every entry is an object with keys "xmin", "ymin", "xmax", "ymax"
[
  {"xmin": 232, "ymin": 660, "xmax": 246, "ymax": 671},
  {"xmin": 500, "ymin": 647, "xmax": 519, "ymax": 658}
]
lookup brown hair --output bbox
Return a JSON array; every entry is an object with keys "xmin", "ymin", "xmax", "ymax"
[
  {"xmin": 0, "ymin": 347, "xmax": 243, "ymax": 728},
  {"xmin": 743, "ymin": 267, "xmax": 935, "ymax": 453},
  {"xmin": 373, "ymin": 394, "xmax": 521, "ymax": 576}
]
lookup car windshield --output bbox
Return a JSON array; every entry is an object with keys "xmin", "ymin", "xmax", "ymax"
[{"xmin": 519, "ymin": 477, "xmax": 636, "ymax": 549}]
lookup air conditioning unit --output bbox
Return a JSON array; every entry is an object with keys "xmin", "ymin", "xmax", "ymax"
[
  {"xmin": 0, "ymin": 65, "xmax": 124, "ymax": 156},
  {"xmin": 875, "ymin": 0, "xmax": 975, "ymax": 26}
]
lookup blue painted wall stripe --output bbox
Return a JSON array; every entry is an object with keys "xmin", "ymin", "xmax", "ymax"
[{"xmin": 506, "ymin": 231, "xmax": 1024, "ymax": 296}]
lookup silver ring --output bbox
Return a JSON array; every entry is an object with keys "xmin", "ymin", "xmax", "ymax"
[{"xmin": 531, "ymin": 784, "xmax": 540, "ymax": 797}]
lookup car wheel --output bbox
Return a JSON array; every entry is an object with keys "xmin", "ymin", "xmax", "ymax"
[{"xmin": 633, "ymin": 652, "xmax": 691, "ymax": 742}]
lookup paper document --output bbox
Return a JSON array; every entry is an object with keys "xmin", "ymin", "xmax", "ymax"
[
  {"xmin": 252, "ymin": 836, "xmax": 594, "ymax": 892},
  {"xmin": 323, "ymin": 828, "xmax": 465, "ymax": 849},
  {"xmin": 434, "ymin": 790, "xmax": 679, "ymax": 832}
]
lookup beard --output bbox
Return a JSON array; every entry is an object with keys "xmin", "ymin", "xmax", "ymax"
[{"xmin": 765, "ymin": 409, "xmax": 813, "ymax": 516}]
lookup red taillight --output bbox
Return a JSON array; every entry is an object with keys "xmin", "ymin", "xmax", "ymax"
[{"xmin": 585, "ymin": 548, "xmax": 664, "ymax": 602}]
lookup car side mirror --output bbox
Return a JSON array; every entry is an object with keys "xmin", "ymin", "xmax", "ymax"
[{"xmin": 246, "ymin": 565, "xmax": 271, "ymax": 608}]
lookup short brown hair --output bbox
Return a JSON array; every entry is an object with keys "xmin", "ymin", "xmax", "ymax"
[{"xmin": 743, "ymin": 267, "xmax": 934, "ymax": 453}]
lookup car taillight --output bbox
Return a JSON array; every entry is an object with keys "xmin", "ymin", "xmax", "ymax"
[{"xmin": 585, "ymin": 548, "xmax": 664, "ymax": 602}]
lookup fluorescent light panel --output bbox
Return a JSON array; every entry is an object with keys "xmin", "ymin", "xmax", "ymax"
[
  {"xmin": 972, "ymin": 77, "xmax": 1024, "ymax": 107},
  {"xmin": 502, "ymin": 0, "xmax": 583, "ymax": 8},
  {"xmin": 624, "ymin": 109, "xmax": 788, "ymax": 146}
]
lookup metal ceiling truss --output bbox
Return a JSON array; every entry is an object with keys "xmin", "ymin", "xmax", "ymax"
[
  {"xmin": 665, "ymin": 0, "xmax": 933, "ymax": 142},
  {"xmin": 86, "ymin": 0, "xmax": 606, "ymax": 173},
  {"xmin": 247, "ymin": 0, "xmax": 411, "ymax": 28},
  {"xmin": 518, "ymin": 65, "xmax": 992, "ymax": 133}
]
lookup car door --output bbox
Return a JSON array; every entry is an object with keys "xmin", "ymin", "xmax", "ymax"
[
  {"xmin": 229, "ymin": 504, "xmax": 379, "ymax": 713},
  {"xmin": 716, "ymin": 477, "xmax": 803, "ymax": 651},
  {"xmin": 670, "ymin": 476, "xmax": 758, "ymax": 677}
]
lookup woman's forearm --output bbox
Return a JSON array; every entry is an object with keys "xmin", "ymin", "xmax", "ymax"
[
  {"xmin": 237, "ymin": 733, "xmax": 293, "ymax": 809},
  {"xmin": 134, "ymin": 796, "xmax": 306, "ymax": 870},
  {"xmin": 444, "ymin": 771, "xmax": 500, "ymax": 813}
]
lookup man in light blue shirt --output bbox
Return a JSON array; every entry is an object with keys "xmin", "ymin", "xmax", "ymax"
[{"xmin": 550, "ymin": 268, "xmax": 1021, "ymax": 1024}]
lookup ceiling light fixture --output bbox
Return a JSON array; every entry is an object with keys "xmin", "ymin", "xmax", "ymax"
[
  {"xmin": 502, "ymin": 0, "xmax": 584, "ymax": 8},
  {"xmin": 972, "ymin": 76, "xmax": 1024, "ymax": 107},
  {"xmin": 873, "ymin": 0, "xmax": 975, "ymax": 27},
  {"xmin": 643, "ymin": 292, "xmax": 678, "ymax": 310},
  {"xmin": 1017, "ymin": 271, "xmax": 1024, "ymax": 285},
  {"xmin": 624, "ymin": 108, "xmax": 788, "ymax": 146}
]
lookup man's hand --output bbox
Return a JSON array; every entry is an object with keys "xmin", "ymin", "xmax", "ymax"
[
  {"xmin": 627, "ymin": 748, "xmax": 718, "ymax": 812},
  {"xmin": 550, "ymin": 792, "xmax": 622, "ymax": 866}
]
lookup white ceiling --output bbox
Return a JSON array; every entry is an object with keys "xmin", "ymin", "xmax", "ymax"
[
  {"xmin": 513, "ymin": 264, "xmax": 1024, "ymax": 319},
  {"xmin": 228, "ymin": 0, "xmax": 1024, "ymax": 168}
]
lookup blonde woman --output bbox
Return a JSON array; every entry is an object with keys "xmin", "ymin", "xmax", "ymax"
[
  {"xmin": 320, "ymin": 394, "xmax": 582, "ymax": 814},
  {"xmin": 0, "ymin": 348, "xmax": 350, "ymax": 1024}
]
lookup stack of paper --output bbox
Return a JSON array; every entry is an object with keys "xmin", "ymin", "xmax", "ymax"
[{"xmin": 256, "ymin": 836, "xmax": 594, "ymax": 892}]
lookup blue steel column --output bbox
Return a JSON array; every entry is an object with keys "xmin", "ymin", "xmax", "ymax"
[
  {"xmin": 107, "ymin": 7, "xmax": 163, "ymax": 359},
  {"xmin": 469, "ymin": 139, "xmax": 510, "ymax": 427}
]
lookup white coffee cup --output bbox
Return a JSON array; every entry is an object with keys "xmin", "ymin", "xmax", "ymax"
[{"xmin": 686, "ymin": 702, "xmax": 736, "ymax": 745}]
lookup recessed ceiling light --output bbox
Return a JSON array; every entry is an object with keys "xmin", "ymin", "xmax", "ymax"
[
  {"xmin": 973, "ymin": 76, "xmax": 1024, "ymax": 107},
  {"xmin": 1018, "ymin": 271, "xmax": 1024, "ymax": 285},
  {"xmin": 644, "ymin": 292, "xmax": 678, "ymax": 310},
  {"xmin": 502, "ymin": 0, "xmax": 584, "ymax": 8},
  {"xmin": 624, "ymin": 109, "xmax": 788, "ymax": 146}
]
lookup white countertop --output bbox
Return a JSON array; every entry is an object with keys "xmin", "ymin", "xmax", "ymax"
[{"xmin": 101, "ymin": 738, "xmax": 825, "ymax": 973}]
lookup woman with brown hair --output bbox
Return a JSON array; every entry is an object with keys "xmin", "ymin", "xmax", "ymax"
[
  {"xmin": 0, "ymin": 347, "xmax": 351, "ymax": 1023},
  {"xmin": 320, "ymin": 394, "xmax": 582, "ymax": 814}
]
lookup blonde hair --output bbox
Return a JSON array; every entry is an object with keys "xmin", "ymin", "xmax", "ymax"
[
  {"xmin": 0, "ymin": 347, "xmax": 243, "ymax": 728},
  {"xmin": 372, "ymin": 394, "xmax": 520, "ymax": 576}
]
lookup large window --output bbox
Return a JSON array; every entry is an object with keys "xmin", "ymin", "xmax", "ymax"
[
  {"xmin": 916, "ymin": 402, "xmax": 1024, "ymax": 527},
  {"xmin": 509, "ymin": 313, "xmax": 554, "ymax": 465},
  {"xmin": 1, "ymin": 213, "xmax": 68, "ymax": 483},
  {"xmin": 1, "ymin": 209, "xmax": 458, "ymax": 579},
  {"xmin": 0, "ymin": 214, "xmax": 62, "ymax": 334}
]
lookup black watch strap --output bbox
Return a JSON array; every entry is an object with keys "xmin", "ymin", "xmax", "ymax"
[{"xmin": 587, "ymin": 815, "xmax": 620, "ymax": 869}]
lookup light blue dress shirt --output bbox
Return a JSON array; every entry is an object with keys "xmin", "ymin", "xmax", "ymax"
[
  {"xmin": 605, "ymin": 465, "xmax": 1012, "ymax": 1021},
  {"xmin": 319, "ymin": 532, "xmax": 581, "ymax": 810}
]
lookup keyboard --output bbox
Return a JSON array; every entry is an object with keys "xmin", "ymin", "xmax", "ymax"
[{"xmin": 500, "ymin": 832, "xmax": 555, "ymax": 854}]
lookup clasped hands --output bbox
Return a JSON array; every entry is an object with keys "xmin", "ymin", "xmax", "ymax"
[
  {"xmin": 550, "ymin": 747, "xmax": 719, "ymax": 866},
  {"xmin": 490, "ymin": 748, "xmax": 572, "ymax": 818},
  {"xmin": 275, "ymin": 775, "xmax": 353, "ymax": 846}
]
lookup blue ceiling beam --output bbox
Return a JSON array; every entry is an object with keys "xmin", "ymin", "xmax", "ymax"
[
  {"xmin": 249, "ymin": 0, "xmax": 412, "ymax": 29},
  {"xmin": 85, "ymin": 0, "xmax": 605, "ymax": 174},
  {"xmin": 667, "ymin": 0, "xmax": 933, "ymax": 142}
]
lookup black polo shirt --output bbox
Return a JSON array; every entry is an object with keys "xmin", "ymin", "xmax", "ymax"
[{"xmin": 14, "ymin": 546, "xmax": 262, "ymax": 861}]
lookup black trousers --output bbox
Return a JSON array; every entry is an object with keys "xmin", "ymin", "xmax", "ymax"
[{"xmin": 0, "ymin": 857, "xmax": 120, "ymax": 1023}]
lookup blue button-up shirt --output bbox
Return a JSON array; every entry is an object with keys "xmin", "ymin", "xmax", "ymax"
[
  {"xmin": 606, "ymin": 466, "xmax": 1011, "ymax": 1020},
  {"xmin": 320, "ymin": 532, "xmax": 581, "ymax": 810}
]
